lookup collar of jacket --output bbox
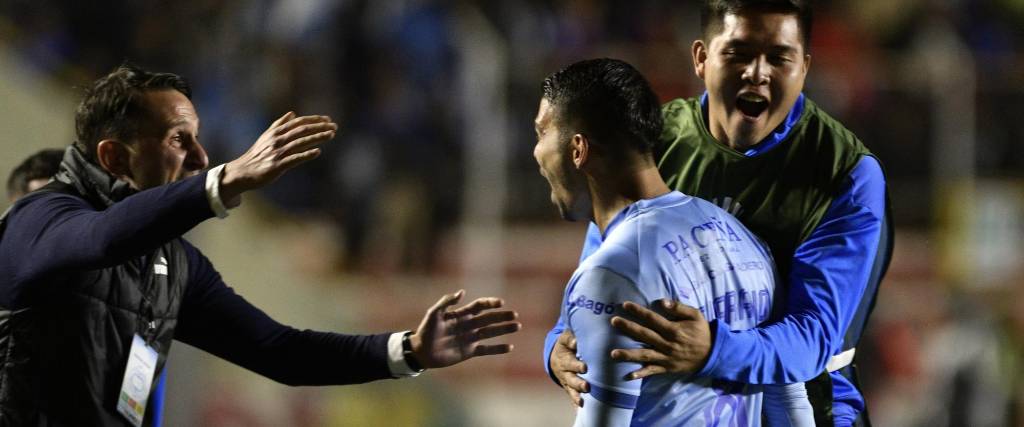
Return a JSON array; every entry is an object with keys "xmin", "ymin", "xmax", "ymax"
[{"xmin": 53, "ymin": 145, "xmax": 136, "ymax": 208}]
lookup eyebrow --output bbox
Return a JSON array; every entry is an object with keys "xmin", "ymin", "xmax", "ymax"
[
  {"xmin": 722, "ymin": 40, "xmax": 799, "ymax": 54},
  {"xmin": 168, "ymin": 117, "xmax": 201, "ymax": 130}
]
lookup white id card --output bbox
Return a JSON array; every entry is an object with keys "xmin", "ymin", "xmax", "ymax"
[{"xmin": 116, "ymin": 334, "xmax": 158, "ymax": 427}]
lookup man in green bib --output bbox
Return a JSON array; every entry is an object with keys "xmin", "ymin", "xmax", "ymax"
[{"xmin": 543, "ymin": 1, "xmax": 892, "ymax": 426}]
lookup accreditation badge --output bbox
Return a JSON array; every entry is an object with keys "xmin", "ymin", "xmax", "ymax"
[{"xmin": 116, "ymin": 334, "xmax": 158, "ymax": 427}]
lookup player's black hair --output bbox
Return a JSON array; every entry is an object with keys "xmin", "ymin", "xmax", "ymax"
[
  {"xmin": 7, "ymin": 148, "xmax": 64, "ymax": 200},
  {"xmin": 541, "ymin": 58, "xmax": 663, "ymax": 156},
  {"xmin": 74, "ymin": 63, "xmax": 192, "ymax": 161},
  {"xmin": 701, "ymin": 0, "xmax": 813, "ymax": 48}
]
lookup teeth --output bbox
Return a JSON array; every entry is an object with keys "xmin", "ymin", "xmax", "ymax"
[{"xmin": 738, "ymin": 93, "xmax": 767, "ymax": 103}]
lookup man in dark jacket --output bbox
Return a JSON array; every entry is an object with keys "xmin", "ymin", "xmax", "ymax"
[{"xmin": 0, "ymin": 64, "xmax": 520, "ymax": 426}]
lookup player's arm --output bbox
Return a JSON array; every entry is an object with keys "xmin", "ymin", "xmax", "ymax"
[
  {"xmin": 1, "ymin": 174, "xmax": 216, "ymax": 304},
  {"xmin": 545, "ymin": 222, "xmax": 603, "ymax": 405},
  {"xmin": 762, "ymin": 383, "xmax": 814, "ymax": 426},
  {"xmin": 610, "ymin": 156, "xmax": 887, "ymax": 383},
  {"xmin": 175, "ymin": 241, "xmax": 519, "ymax": 385},
  {"xmin": 174, "ymin": 241, "xmax": 395, "ymax": 385},
  {"xmin": 569, "ymin": 267, "xmax": 652, "ymax": 427}
]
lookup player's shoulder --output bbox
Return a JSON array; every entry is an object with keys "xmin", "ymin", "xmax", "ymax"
[
  {"xmin": 660, "ymin": 97, "xmax": 702, "ymax": 131},
  {"xmin": 581, "ymin": 236, "xmax": 640, "ymax": 286},
  {"xmin": 800, "ymin": 97, "xmax": 869, "ymax": 151}
]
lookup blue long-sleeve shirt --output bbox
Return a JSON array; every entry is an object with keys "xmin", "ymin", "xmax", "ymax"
[
  {"xmin": 0, "ymin": 173, "xmax": 392, "ymax": 388},
  {"xmin": 544, "ymin": 94, "xmax": 887, "ymax": 426}
]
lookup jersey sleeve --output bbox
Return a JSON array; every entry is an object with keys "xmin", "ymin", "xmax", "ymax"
[
  {"xmin": 762, "ymin": 383, "xmax": 814, "ymax": 427},
  {"xmin": 696, "ymin": 156, "xmax": 887, "ymax": 383},
  {"xmin": 569, "ymin": 267, "xmax": 652, "ymax": 426},
  {"xmin": 543, "ymin": 222, "xmax": 604, "ymax": 385}
]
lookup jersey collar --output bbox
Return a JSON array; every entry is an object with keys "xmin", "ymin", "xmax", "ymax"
[{"xmin": 601, "ymin": 191, "xmax": 687, "ymax": 241}]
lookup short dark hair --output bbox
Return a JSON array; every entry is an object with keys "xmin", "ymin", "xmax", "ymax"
[
  {"xmin": 7, "ymin": 148, "xmax": 65, "ymax": 200},
  {"xmin": 74, "ymin": 64, "xmax": 191, "ymax": 161},
  {"xmin": 541, "ymin": 58, "xmax": 663, "ymax": 155},
  {"xmin": 701, "ymin": 0, "xmax": 813, "ymax": 48}
]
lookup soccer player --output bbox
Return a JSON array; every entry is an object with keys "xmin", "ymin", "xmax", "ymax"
[
  {"xmin": 545, "ymin": 1, "xmax": 892, "ymax": 425},
  {"xmin": 535, "ymin": 58, "xmax": 812, "ymax": 426}
]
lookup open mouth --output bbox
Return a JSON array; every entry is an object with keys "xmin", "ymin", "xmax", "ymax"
[{"xmin": 736, "ymin": 93, "xmax": 769, "ymax": 119}]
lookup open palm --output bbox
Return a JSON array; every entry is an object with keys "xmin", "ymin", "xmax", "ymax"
[{"xmin": 410, "ymin": 290, "xmax": 521, "ymax": 369}]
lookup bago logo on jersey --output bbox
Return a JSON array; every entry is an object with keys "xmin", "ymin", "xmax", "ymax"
[{"xmin": 569, "ymin": 294, "xmax": 617, "ymax": 315}]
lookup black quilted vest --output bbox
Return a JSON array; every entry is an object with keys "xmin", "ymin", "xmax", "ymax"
[{"xmin": 0, "ymin": 147, "xmax": 188, "ymax": 426}]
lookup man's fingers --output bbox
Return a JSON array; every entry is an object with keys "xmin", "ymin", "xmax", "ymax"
[
  {"xmin": 608, "ymin": 348, "xmax": 668, "ymax": 365},
  {"xmin": 555, "ymin": 330, "xmax": 577, "ymax": 350},
  {"xmin": 559, "ymin": 371, "xmax": 589, "ymax": 393},
  {"xmin": 619, "ymin": 301, "xmax": 679, "ymax": 338},
  {"xmin": 278, "ymin": 148, "xmax": 322, "ymax": 171},
  {"xmin": 565, "ymin": 387, "xmax": 583, "ymax": 408},
  {"xmin": 445, "ymin": 297, "xmax": 504, "ymax": 319},
  {"xmin": 553, "ymin": 349, "xmax": 587, "ymax": 374},
  {"xmin": 281, "ymin": 130, "xmax": 336, "ymax": 157},
  {"xmin": 471, "ymin": 343, "xmax": 513, "ymax": 357},
  {"xmin": 655, "ymin": 299, "xmax": 703, "ymax": 321},
  {"xmin": 427, "ymin": 290, "xmax": 466, "ymax": 316},
  {"xmin": 610, "ymin": 316, "xmax": 671, "ymax": 351},
  {"xmin": 274, "ymin": 114, "xmax": 333, "ymax": 136},
  {"xmin": 557, "ymin": 358, "xmax": 587, "ymax": 375},
  {"xmin": 470, "ymin": 321, "xmax": 521, "ymax": 341},
  {"xmin": 280, "ymin": 121, "xmax": 338, "ymax": 145},
  {"xmin": 270, "ymin": 111, "xmax": 295, "ymax": 129},
  {"xmin": 624, "ymin": 365, "xmax": 666, "ymax": 381},
  {"xmin": 458, "ymin": 310, "xmax": 517, "ymax": 331}
]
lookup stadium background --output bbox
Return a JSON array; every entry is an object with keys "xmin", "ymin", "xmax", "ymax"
[{"xmin": 1, "ymin": 0, "xmax": 1022, "ymax": 425}]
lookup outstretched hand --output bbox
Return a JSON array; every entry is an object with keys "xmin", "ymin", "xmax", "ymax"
[
  {"xmin": 609, "ymin": 300, "xmax": 712, "ymax": 380},
  {"xmin": 220, "ymin": 112, "xmax": 337, "ymax": 202},
  {"xmin": 408, "ymin": 290, "xmax": 521, "ymax": 369}
]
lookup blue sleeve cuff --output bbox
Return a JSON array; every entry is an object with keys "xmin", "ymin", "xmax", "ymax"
[{"xmin": 694, "ymin": 319, "xmax": 728, "ymax": 378}]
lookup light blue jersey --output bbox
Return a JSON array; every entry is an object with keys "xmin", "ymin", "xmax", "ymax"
[{"xmin": 563, "ymin": 191, "xmax": 812, "ymax": 426}]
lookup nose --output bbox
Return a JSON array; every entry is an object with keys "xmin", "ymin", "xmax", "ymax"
[
  {"xmin": 184, "ymin": 140, "xmax": 209, "ymax": 172},
  {"xmin": 741, "ymin": 56, "xmax": 769, "ymax": 86}
]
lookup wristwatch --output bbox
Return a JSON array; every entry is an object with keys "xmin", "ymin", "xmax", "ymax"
[{"xmin": 402, "ymin": 331, "xmax": 426, "ymax": 373}]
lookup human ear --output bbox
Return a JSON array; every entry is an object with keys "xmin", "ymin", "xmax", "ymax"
[
  {"xmin": 96, "ymin": 139, "xmax": 132, "ymax": 178},
  {"xmin": 692, "ymin": 40, "xmax": 708, "ymax": 80},
  {"xmin": 571, "ymin": 134, "xmax": 589, "ymax": 169}
]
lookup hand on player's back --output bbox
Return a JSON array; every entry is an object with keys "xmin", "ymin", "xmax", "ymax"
[
  {"xmin": 609, "ymin": 300, "xmax": 712, "ymax": 379},
  {"xmin": 551, "ymin": 330, "xmax": 589, "ymax": 407}
]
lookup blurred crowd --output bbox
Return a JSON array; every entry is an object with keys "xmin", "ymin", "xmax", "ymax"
[{"xmin": 2, "ymin": 0, "xmax": 1024, "ymax": 425}]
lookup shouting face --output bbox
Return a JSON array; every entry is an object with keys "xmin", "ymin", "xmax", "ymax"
[
  {"xmin": 694, "ymin": 10, "xmax": 810, "ymax": 150},
  {"xmin": 533, "ymin": 98, "xmax": 591, "ymax": 222}
]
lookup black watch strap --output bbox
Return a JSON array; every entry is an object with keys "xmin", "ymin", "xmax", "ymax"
[{"xmin": 402, "ymin": 331, "xmax": 425, "ymax": 373}]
